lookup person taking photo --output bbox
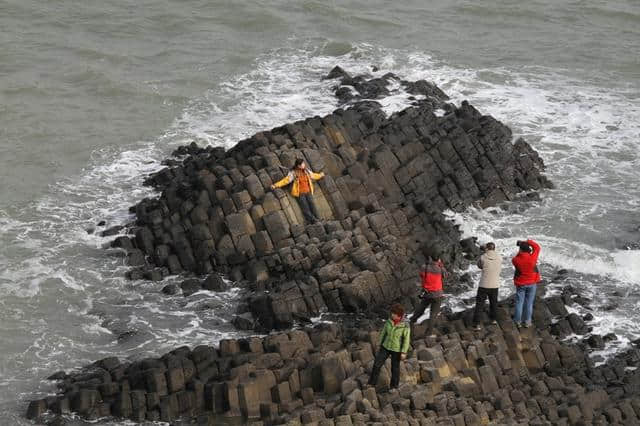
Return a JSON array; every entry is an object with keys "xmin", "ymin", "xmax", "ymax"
[{"xmin": 512, "ymin": 239, "xmax": 541, "ymax": 328}]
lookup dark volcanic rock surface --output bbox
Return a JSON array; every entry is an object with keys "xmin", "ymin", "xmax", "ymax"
[
  {"xmin": 27, "ymin": 289, "xmax": 640, "ymax": 425},
  {"xmin": 29, "ymin": 68, "xmax": 640, "ymax": 426},
  {"xmin": 112, "ymin": 69, "xmax": 552, "ymax": 331}
]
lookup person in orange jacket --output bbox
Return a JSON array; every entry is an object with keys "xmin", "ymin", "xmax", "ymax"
[
  {"xmin": 270, "ymin": 159, "xmax": 325, "ymax": 224},
  {"xmin": 512, "ymin": 239, "xmax": 541, "ymax": 328}
]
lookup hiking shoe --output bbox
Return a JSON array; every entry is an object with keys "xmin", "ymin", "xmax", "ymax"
[
  {"xmin": 491, "ymin": 320, "xmax": 498, "ymax": 325},
  {"xmin": 522, "ymin": 322, "xmax": 531, "ymax": 328},
  {"xmin": 472, "ymin": 325, "xmax": 482, "ymax": 331}
]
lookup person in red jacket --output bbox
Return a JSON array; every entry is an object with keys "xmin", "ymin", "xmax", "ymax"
[
  {"xmin": 512, "ymin": 239, "xmax": 541, "ymax": 328},
  {"xmin": 410, "ymin": 249, "xmax": 447, "ymax": 336}
]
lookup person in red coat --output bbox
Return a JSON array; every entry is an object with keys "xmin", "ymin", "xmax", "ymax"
[
  {"xmin": 512, "ymin": 239, "xmax": 541, "ymax": 328},
  {"xmin": 410, "ymin": 248, "xmax": 447, "ymax": 336}
]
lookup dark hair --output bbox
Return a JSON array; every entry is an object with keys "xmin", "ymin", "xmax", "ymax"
[
  {"xmin": 485, "ymin": 242, "xmax": 495, "ymax": 251},
  {"xmin": 293, "ymin": 159, "xmax": 304, "ymax": 169},
  {"xmin": 428, "ymin": 246, "xmax": 442, "ymax": 261},
  {"xmin": 518, "ymin": 241, "xmax": 532, "ymax": 253},
  {"xmin": 390, "ymin": 303, "xmax": 404, "ymax": 317}
]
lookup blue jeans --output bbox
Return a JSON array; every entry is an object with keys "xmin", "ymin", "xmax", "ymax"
[
  {"xmin": 514, "ymin": 284, "xmax": 537, "ymax": 324},
  {"xmin": 297, "ymin": 193, "xmax": 319, "ymax": 223}
]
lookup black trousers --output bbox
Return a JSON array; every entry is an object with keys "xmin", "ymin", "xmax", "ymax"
[
  {"xmin": 410, "ymin": 296, "xmax": 442, "ymax": 333},
  {"xmin": 297, "ymin": 193, "xmax": 319, "ymax": 223},
  {"xmin": 368, "ymin": 347, "xmax": 401, "ymax": 388},
  {"xmin": 473, "ymin": 287, "xmax": 498, "ymax": 325}
]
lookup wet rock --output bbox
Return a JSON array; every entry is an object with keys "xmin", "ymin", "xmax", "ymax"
[
  {"xmin": 324, "ymin": 66, "xmax": 351, "ymax": 81},
  {"xmin": 111, "ymin": 236, "xmax": 134, "ymax": 250},
  {"xmin": 47, "ymin": 371, "xmax": 67, "ymax": 381},
  {"xmin": 232, "ymin": 313, "xmax": 255, "ymax": 330},
  {"xmin": 26, "ymin": 399, "xmax": 47, "ymax": 420},
  {"xmin": 180, "ymin": 279, "xmax": 202, "ymax": 297},
  {"xmin": 600, "ymin": 303, "xmax": 618, "ymax": 312},
  {"xmin": 459, "ymin": 237, "xmax": 481, "ymax": 258},
  {"xmin": 162, "ymin": 284, "xmax": 180, "ymax": 295},
  {"xmin": 101, "ymin": 225, "xmax": 124, "ymax": 237},
  {"xmin": 117, "ymin": 330, "xmax": 137, "ymax": 342},
  {"xmin": 126, "ymin": 249, "xmax": 146, "ymax": 267},
  {"xmin": 567, "ymin": 313, "xmax": 589, "ymax": 334},
  {"xmin": 586, "ymin": 335, "xmax": 605, "ymax": 349},
  {"xmin": 202, "ymin": 274, "xmax": 227, "ymax": 292}
]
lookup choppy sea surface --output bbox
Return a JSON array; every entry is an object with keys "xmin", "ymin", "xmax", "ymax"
[{"xmin": 1, "ymin": 1, "xmax": 639, "ymax": 424}]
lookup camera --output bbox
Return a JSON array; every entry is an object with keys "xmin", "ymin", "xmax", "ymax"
[{"xmin": 517, "ymin": 240, "xmax": 532, "ymax": 253}]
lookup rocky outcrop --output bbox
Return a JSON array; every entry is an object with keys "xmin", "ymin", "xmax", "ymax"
[
  {"xmin": 27, "ymin": 286, "xmax": 640, "ymax": 425},
  {"xmin": 109, "ymin": 68, "xmax": 552, "ymax": 331}
]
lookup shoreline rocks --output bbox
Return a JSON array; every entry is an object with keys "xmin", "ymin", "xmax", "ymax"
[
  {"xmin": 25, "ymin": 67, "xmax": 589, "ymax": 425},
  {"xmin": 110, "ymin": 68, "xmax": 552, "ymax": 331},
  {"xmin": 27, "ymin": 287, "xmax": 640, "ymax": 425}
]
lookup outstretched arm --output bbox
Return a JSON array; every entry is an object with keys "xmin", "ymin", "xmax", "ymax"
[
  {"xmin": 310, "ymin": 171, "xmax": 325, "ymax": 180},
  {"xmin": 271, "ymin": 172, "xmax": 293, "ymax": 189}
]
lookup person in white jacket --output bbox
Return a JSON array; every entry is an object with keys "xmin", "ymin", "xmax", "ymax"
[{"xmin": 472, "ymin": 242, "xmax": 503, "ymax": 329}]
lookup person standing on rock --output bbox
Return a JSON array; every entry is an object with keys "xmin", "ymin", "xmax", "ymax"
[
  {"xmin": 410, "ymin": 248, "xmax": 447, "ymax": 336},
  {"xmin": 512, "ymin": 239, "xmax": 541, "ymax": 328},
  {"xmin": 270, "ymin": 159, "xmax": 325, "ymax": 224},
  {"xmin": 368, "ymin": 303, "xmax": 410, "ymax": 390},
  {"xmin": 472, "ymin": 242, "xmax": 502, "ymax": 330}
]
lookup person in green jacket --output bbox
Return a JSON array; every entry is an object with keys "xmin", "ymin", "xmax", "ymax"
[{"xmin": 368, "ymin": 303, "xmax": 411, "ymax": 389}]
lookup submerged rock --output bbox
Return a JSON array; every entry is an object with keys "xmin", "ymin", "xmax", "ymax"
[
  {"xmin": 101, "ymin": 225, "xmax": 124, "ymax": 237},
  {"xmin": 161, "ymin": 283, "xmax": 180, "ymax": 295}
]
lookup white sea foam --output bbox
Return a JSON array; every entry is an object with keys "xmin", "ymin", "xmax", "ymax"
[{"xmin": 611, "ymin": 249, "xmax": 640, "ymax": 283}]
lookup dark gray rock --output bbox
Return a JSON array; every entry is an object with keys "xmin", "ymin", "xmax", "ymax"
[
  {"xmin": 26, "ymin": 399, "xmax": 47, "ymax": 420},
  {"xmin": 101, "ymin": 225, "xmax": 124, "ymax": 237},
  {"xmin": 180, "ymin": 279, "xmax": 202, "ymax": 297},
  {"xmin": 162, "ymin": 284, "xmax": 180, "ymax": 295},
  {"xmin": 202, "ymin": 274, "xmax": 227, "ymax": 292}
]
